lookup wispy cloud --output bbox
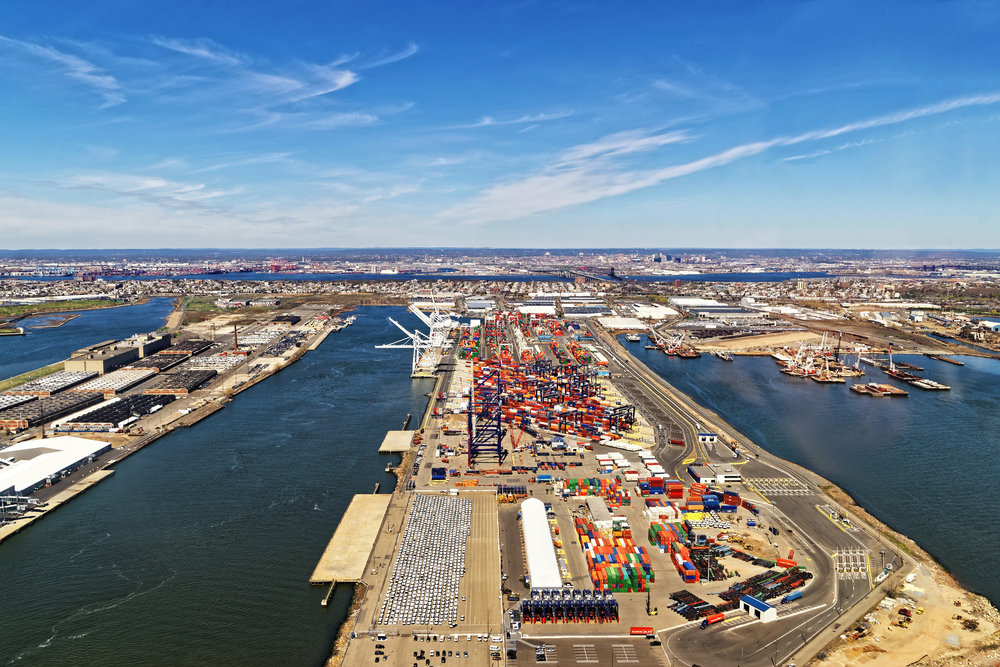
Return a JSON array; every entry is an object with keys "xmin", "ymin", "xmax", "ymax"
[
  {"xmin": 0, "ymin": 35, "xmax": 125, "ymax": 107},
  {"xmin": 356, "ymin": 42, "xmax": 419, "ymax": 70},
  {"xmin": 194, "ymin": 153, "xmax": 294, "ymax": 172},
  {"xmin": 783, "ymin": 138, "xmax": 881, "ymax": 162},
  {"xmin": 150, "ymin": 36, "xmax": 247, "ymax": 66},
  {"xmin": 453, "ymin": 111, "xmax": 573, "ymax": 128},
  {"xmin": 443, "ymin": 92, "xmax": 1000, "ymax": 225}
]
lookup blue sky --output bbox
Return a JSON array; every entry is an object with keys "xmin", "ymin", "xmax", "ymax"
[{"xmin": 2, "ymin": 0, "xmax": 1000, "ymax": 249}]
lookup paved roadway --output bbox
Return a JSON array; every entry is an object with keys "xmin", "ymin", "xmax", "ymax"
[{"xmin": 584, "ymin": 324, "xmax": 900, "ymax": 667}]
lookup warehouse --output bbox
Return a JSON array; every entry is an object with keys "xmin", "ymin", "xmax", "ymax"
[
  {"xmin": 0, "ymin": 392, "xmax": 104, "ymax": 429},
  {"xmin": 143, "ymin": 370, "xmax": 217, "ymax": 395},
  {"xmin": 64, "ymin": 346, "xmax": 139, "ymax": 374},
  {"xmin": 688, "ymin": 463, "xmax": 743, "ymax": 484},
  {"xmin": 121, "ymin": 333, "xmax": 172, "ymax": 357},
  {"xmin": 597, "ymin": 316, "xmax": 646, "ymax": 330},
  {"xmin": 586, "ymin": 496, "xmax": 614, "ymax": 531},
  {"xmin": 630, "ymin": 303, "xmax": 679, "ymax": 319},
  {"xmin": 0, "ymin": 395, "xmax": 37, "ymax": 411},
  {"xmin": 158, "ymin": 339, "xmax": 212, "ymax": 356},
  {"xmin": 71, "ymin": 369, "xmax": 156, "ymax": 397},
  {"xmin": 741, "ymin": 595, "xmax": 777, "ymax": 623},
  {"xmin": 59, "ymin": 394, "xmax": 175, "ymax": 431},
  {"xmin": 5, "ymin": 371, "xmax": 98, "ymax": 396},
  {"xmin": 0, "ymin": 436, "xmax": 111, "ymax": 496},
  {"xmin": 689, "ymin": 306, "xmax": 769, "ymax": 320},
  {"xmin": 123, "ymin": 355, "xmax": 185, "ymax": 373},
  {"xmin": 521, "ymin": 498, "xmax": 562, "ymax": 590}
]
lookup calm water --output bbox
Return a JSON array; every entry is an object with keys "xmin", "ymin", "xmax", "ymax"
[
  {"xmin": 0, "ymin": 306, "xmax": 433, "ymax": 667},
  {"xmin": 13, "ymin": 271, "xmax": 829, "ymax": 283},
  {"xmin": 0, "ymin": 298, "xmax": 176, "ymax": 381},
  {"xmin": 625, "ymin": 341, "xmax": 1000, "ymax": 606}
]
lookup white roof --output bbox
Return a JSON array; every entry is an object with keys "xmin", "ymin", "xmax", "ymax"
[
  {"xmin": 517, "ymin": 305, "xmax": 557, "ymax": 315},
  {"xmin": 597, "ymin": 317, "xmax": 646, "ymax": 330},
  {"xmin": 520, "ymin": 498, "xmax": 562, "ymax": 589},
  {"xmin": 0, "ymin": 436, "xmax": 111, "ymax": 495},
  {"xmin": 669, "ymin": 297, "xmax": 723, "ymax": 307}
]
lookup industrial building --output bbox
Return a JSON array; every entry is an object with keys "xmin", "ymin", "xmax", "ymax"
[
  {"xmin": 64, "ymin": 345, "xmax": 139, "ymax": 374},
  {"xmin": 121, "ymin": 333, "xmax": 172, "ymax": 357},
  {"xmin": 597, "ymin": 316, "xmax": 647, "ymax": 330},
  {"xmin": 143, "ymin": 370, "xmax": 217, "ymax": 395},
  {"xmin": 0, "ymin": 395, "xmax": 38, "ymax": 411},
  {"xmin": 0, "ymin": 436, "xmax": 112, "ymax": 496},
  {"xmin": 71, "ymin": 369, "xmax": 156, "ymax": 397},
  {"xmin": 0, "ymin": 392, "xmax": 104, "ymax": 429},
  {"xmin": 521, "ymin": 498, "xmax": 562, "ymax": 590},
  {"xmin": 123, "ymin": 355, "xmax": 185, "ymax": 373},
  {"xmin": 629, "ymin": 302, "xmax": 680, "ymax": 319},
  {"xmin": 687, "ymin": 463, "xmax": 743, "ymax": 484},
  {"xmin": 158, "ymin": 339, "xmax": 212, "ymax": 356},
  {"xmin": 688, "ymin": 306, "xmax": 770, "ymax": 320},
  {"xmin": 740, "ymin": 595, "xmax": 777, "ymax": 623},
  {"xmin": 586, "ymin": 496, "xmax": 614, "ymax": 531},
  {"xmin": 5, "ymin": 371, "xmax": 98, "ymax": 396}
]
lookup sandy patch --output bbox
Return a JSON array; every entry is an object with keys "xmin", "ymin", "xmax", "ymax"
[{"xmin": 698, "ymin": 331, "xmax": 822, "ymax": 351}]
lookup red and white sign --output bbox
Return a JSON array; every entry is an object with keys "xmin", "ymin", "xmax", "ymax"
[{"xmin": 630, "ymin": 627, "xmax": 654, "ymax": 636}]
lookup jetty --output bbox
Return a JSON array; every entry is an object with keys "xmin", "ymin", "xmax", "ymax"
[
  {"xmin": 378, "ymin": 430, "xmax": 414, "ymax": 453},
  {"xmin": 310, "ymin": 493, "xmax": 392, "ymax": 585}
]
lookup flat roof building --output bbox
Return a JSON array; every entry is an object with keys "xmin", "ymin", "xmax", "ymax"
[
  {"xmin": 521, "ymin": 498, "xmax": 562, "ymax": 590},
  {"xmin": 0, "ymin": 436, "xmax": 112, "ymax": 496}
]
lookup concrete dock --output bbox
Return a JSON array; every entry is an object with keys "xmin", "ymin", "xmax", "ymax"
[
  {"xmin": 310, "ymin": 493, "xmax": 392, "ymax": 584},
  {"xmin": 378, "ymin": 430, "xmax": 414, "ymax": 453},
  {"xmin": 0, "ymin": 469, "xmax": 116, "ymax": 544}
]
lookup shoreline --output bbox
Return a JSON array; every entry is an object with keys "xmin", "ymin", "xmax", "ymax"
[
  {"xmin": 604, "ymin": 331, "xmax": 1000, "ymax": 664},
  {"xmin": 1, "ymin": 297, "xmax": 153, "ymax": 325}
]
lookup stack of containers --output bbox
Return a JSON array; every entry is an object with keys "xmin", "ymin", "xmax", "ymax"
[
  {"xmin": 665, "ymin": 478, "xmax": 685, "ymax": 499},
  {"xmin": 644, "ymin": 499, "xmax": 682, "ymax": 523},
  {"xmin": 701, "ymin": 494, "xmax": 721, "ymax": 512},
  {"xmin": 576, "ymin": 517, "xmax": 654, "ymax": 592},
  {"xmin": 722, "ymin": 489, "xmax": 740, "ymax": 513}
]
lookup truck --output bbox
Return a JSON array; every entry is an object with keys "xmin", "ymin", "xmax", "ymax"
[
  {"xmin": 780, "ymin": 591, "xmax": 802, "ymax": 604},
  {"xmin": 700, "ymin": 613, "xmax": 725, "ymax": 629}
]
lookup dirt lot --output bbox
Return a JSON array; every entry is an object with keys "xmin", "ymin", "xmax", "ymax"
[
  {"xmin": 814, "ymin": 565, "xmax": 1000, "ymax": 667},
  {"xmin": 698, "ymin": 331, "xmax": 822, "ymax": 351}
]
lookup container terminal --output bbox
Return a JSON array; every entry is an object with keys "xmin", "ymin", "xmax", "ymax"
[
  {"xmin": 0, "ymin": 296, "xmax": 932, "ymax": 666},
  {"xmin": 317, "ymin": 306, "xmax": 915, "ymax": 667}
]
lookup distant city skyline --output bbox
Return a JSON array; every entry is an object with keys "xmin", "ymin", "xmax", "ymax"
[{"xmin": 2, "ymin": 1, "xmax": 1000, "ymax": 248}]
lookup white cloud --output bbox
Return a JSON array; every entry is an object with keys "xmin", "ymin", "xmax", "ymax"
[
  {"xmin": 0, "ymin": 35, "xmax": 125, "ymax": 107},
  {"xmin": 357, "ymin": 42, "xmax": 419, "ymax": 69},
  {"xmin": 443, "ymin": 92, "xmax": 1000, "ymax": 225},
  {"xmin": 454, "ymin": 111, "xmax": 573, "ymax": 128},
  {"xmin": 150, "ymin": 36, "xmax": 247, "ymax": 66}
]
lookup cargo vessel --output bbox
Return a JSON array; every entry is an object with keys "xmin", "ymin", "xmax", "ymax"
[{"xmin": 851, "ymin": 382, "xmax": 908, "ymax": 397}]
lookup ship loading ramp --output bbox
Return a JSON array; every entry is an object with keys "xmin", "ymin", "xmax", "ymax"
[{"xmin": 310, "ymin": 493, "xmax": 392, "ymax": 584}]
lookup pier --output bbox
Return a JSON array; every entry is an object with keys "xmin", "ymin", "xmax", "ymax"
[
  {"xmin": 310, "ymin": 494, "xmax": 392, "ymax": 584},
  {"xmin": 378, "ymin": 430, "xmax": 414, "ymax": 453}
]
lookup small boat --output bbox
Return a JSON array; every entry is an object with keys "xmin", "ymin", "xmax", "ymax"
[
  {"xmin": 713, "ymin": 350, "xmax": 734, "ymax": 362},
  {"xmin": 624, "ymin": 334, "xmax": 641, "ymax": 343}
]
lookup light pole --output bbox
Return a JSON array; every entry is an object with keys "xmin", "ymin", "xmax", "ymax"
[{"xmin": 880, "ymin": 548, "xmax": 886, "ymax": 572}]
